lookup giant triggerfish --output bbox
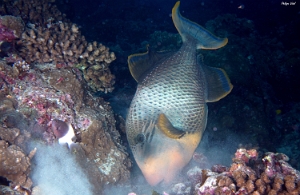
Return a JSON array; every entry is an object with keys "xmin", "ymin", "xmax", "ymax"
[{"xmin": 126, "ymin": 1, "xmax": 233, "ymax": 186}]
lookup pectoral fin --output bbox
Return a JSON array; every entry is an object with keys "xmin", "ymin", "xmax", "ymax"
[
  {"xmin": 157, "ymin": 113, "xmax": 185, "ymax": 139},
  {"xmin": 202, "ymin": 62, "xmax": 233, "ymax": 102}
]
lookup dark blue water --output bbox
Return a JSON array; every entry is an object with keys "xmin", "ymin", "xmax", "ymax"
[
  {"xmin": 57, "ymin": 0, "xmax": 299, "ymax": 47},
  {"xmin": 56, "ymin": 0, "xmax": 300, "ymax": 169}
]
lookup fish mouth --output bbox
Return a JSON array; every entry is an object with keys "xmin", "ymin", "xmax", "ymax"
[
  {"xmin": 135, "ymin": 148, "xmax": 186, "ymax": 186},
  {"xmin": 133, "ymin": 117, "xmax": 203, "ymax": 186}
]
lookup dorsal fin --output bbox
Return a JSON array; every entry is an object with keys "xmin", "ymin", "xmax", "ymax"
[
  {"xmin": 128, "ymin": 46, "xmax": 172, "ymax": 83},
  {"xmin": 157, "ymin": 113, "xmax": 185, "ymax": 139},
  {"xmin": 201, "ymin": 60, "xmax": 233, "ymax": 102},
  {"xmin": 172, "ymin": 1, "xmax": 228, "ymax": 49}
]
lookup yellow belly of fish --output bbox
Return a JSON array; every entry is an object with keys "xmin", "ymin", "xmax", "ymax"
[{"xmin": 136, "ymin": 130, "xmax": 202, "ymax": 185}]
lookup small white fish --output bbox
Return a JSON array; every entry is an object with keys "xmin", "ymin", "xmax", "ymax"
[
  {"xmin": 238, "ymin": 4, "xmax": 245, "ymax": 9},
  {"xmin": 51, "ymin": 119, "xmax": 76, "ymax": 148}
]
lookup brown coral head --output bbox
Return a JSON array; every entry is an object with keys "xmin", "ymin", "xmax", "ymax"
[
  {"xmin": 211, "ymin": 164, "xmax": 229, "ymax": 173},
  {"xmin": 51, "ymin": 119, "xmax": 68, "ymax": 139}
]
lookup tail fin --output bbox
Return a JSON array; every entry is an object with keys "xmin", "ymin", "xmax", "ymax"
[{"xmin": 172, "ymin": 1, "xmax": 228, "ymax": 49}]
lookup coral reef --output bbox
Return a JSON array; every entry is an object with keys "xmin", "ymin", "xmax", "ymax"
[
  {"xmin": 77, "ymin": 41, "xmax": 116, "ymax": 93},
  {"xmin": 0, "ymin": 59, "xmax": 130, "ymax": 194},
  {"xmin": 80, "ymin": 120, "xmax": 131, "ymax": 185},
  {"xmin": 18, "ymin": 20, "xmax": 116, "ymax": 92},
  {"xmin": 19, "ymin": 22, "xmax": 82, "ymax": 64},
  {"xmin": 0, "ymin": 126, "xmax": 21, "ymax": 145},
  {"xmin": 197, "ymin": 13, "xmax": 300, "ymax": 173},
  {"xmin": 0, "ymin": 15, "xmax": 24, "ymax": 42},
  {"xmin": 0, "ymin": 0, "xmax": 116, "ymax": 92},
  {"xmin": 0, "ymin": 0, "xmax": 298, "ymax": 194},
  {"xmin": 0, "ymin": 0, "xmax": 67, "ymax": 26},
  {"xmin": 0, "ymin": 140, "xmax": 36, "ymax": 193},
  {"xmin": 191, "ymin": 149, "xmax": 300, "ymax": 195},
  {"xmin": 0, "ymin": 15, "xmax": 24, "ymax": 59},
  {"xmin": 125, "ymin": 148, "xmax": 300, "ymax": 195},
  {"xmin": 19, "ymin": 23, "xmax": 116, "ymax": 66}
]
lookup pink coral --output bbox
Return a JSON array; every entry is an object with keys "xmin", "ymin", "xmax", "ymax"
[
  {"xmin": 262, "ymin": 152, "xmax": 300, "ymax": 180},
  {"xmin": 234, "ymin": 148, "xmax": 258, "ymax": 163},
  {"xmin": 211, "ymin": 164, "xmax": 229, "ymax": 173},
  {"xmin": 193, "ymin": 149, "xmax": 300, "ymax": 195},
  {"xmin": 0, "ymin": 20, "xmax": 18, "ymax": 42}
]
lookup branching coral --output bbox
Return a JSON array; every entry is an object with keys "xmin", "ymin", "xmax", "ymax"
[
  {"xmin": 82, "ymin": 61, "xmax": 116, "ymax": 93},
  {"xmin": 0, "ymin": 0, "xmax": 67, "ymax": 26},
  {"xmin": 19, "ymin": 22, "xmax": 85, "ymax": 64},
  {"xmin": 0, "ymin": 1, "xmax": 129, "ymax": 194},
  {"xmin": 18, "ymin": 23, "xmax": 116, "ymax": 92},
  {"xmin": 192, "ymin": 149, "xmax": 300, "ymax": 195},
  {"xmin": 1, "ymin": 0, "xmax": 116, "ymax": 92}
]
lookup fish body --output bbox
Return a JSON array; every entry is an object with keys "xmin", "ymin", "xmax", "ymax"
[
  {"xmin": 126, "ymin": 1, "xmax": 232, "ymax": 186},
  {"xmin": 51, "ymin": 119, "xmax": 76, "ymax": 148}
]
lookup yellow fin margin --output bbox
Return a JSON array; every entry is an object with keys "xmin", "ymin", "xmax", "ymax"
[
  {"xmin": 172, "ymin": 1, "xmax": 228, "ymax": 49},
  {"xmin": 157, "ymin": 113, "xmax": 185, "ymax": 139},
  {"xmin": 202, "ymin": 64, "xmax": 233, "ymax": 102},
  {"xmin": 128, "ymin": 46, "xmax": 173, "ymax": 83}
]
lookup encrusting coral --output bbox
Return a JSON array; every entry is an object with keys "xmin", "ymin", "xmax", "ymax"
[
  {"xmin": 0, "ymin": 15, "xmax": 24, "ymax": 42},
  {"xmin": 0, "ymin": 140, "xmax": 36, "ymax": 193},
  {"xmin": 79, "ymin": 119, "xmax": 131, "ymax": 185},
  {"xmin": 0, "ymin": 1, "xmax": 126, "ymax": 192},
  {"xmin": 0, "ymin": 57, "xmax": 131, "ymax": 194}
]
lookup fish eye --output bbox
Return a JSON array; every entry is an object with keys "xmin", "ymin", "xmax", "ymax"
[{"xmin": 135, "ymin": 133, "xmax": 145, "ymax": 144}]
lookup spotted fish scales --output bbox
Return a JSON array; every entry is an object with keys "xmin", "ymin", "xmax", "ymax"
[
  {"xmin": 126, "ymin": 1, "xmax": 233, "ymax": 186},
  {"xmin": 128, "ymin": 42, "xmax": 205, "ymax": 136}
]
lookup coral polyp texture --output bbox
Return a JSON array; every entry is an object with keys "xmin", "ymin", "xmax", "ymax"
[
  {"xmin": 0, "ymin": 0, "xmax": 67, "ymax": 26},
  {"xmin": 17, "ymin": 19, "xmax": 116, "ymax": 92},
  {"xmin": 19, "ymin": 23, "xmax": 116, "ymax": 67},
  {"xmin": 126, "ymin": 148, "xmax": 300, "ymax": 195},
  {"xmin": 0, "ymin": 140, "xmax": 36, "ymax": 193},
  {"xmin": 190, "ymin": 149, "xmax": 300, "ymax": 195},
  {"xmin": 0, "ymin": 0, "xmax": 116, "ymax": 93},
  {"xmin": 0, "ymin": 15, "xmax": 24, "ymax": 42}
]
